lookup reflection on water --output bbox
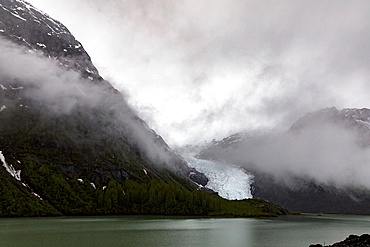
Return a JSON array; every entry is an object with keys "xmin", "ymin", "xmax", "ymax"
[{"xmin": 1, "ymin": 214, "xmax": 370, "ymax": 247}]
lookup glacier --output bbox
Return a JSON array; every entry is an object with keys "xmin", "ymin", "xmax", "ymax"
[{"xmin": 185, "ymin": 156, "xmax": 253, "ymax": 200}]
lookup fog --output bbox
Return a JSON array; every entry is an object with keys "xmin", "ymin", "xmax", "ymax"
[
  {"xmin": 3, "ymin": 0, "xmax": 370, "ymax": 187},
  {"xmin": 0, "ymin": 40, "xmax": 91, "ymax": 114},
  {"xmin": 27, "ymin": 0, "xmax": 370, "ymax": 147},
  {"xmin": 210, "ymin": 122, "xmax": 370, "ymax": 188},
  {"xmin": 0, "ymin": 38, "xmax": 179, "ymax": 166}
]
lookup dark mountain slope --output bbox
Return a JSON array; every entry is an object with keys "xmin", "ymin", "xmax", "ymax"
[
  {"xmin": 0, "ymin": 0, "xmax": 196, "ymax": 216},
  {"xmin": 0, "ymin": 0, "xmax": 285, "ymax": 217},
  {"xmin": 0, "ymin": 0, "xmax": 193, "ymax": 186}
]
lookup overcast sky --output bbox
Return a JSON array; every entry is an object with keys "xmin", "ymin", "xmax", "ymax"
[{"xmin": 26, "ymin": 0, "xmax": 370, "ymax": 147}]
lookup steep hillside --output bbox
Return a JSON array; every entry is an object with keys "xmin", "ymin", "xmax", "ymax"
[
  {"xmin": 0, "ymin": 0, "xmax": 196, "ymax": 187},
  {"xmin": 0, "ymin": 0, "xmax": 195, "ymax": 216},
  {"xmin": 0, "ymin": 0, "xmax": 286, "ymax": 217}
]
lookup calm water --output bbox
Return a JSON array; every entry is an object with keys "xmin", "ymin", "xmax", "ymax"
[{"xmin": 1, "ymin": 214, "xmax": 370, "ymax": 247}]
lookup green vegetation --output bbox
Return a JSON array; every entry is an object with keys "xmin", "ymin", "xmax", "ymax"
[
  {"xmin": 0, "ymin": 113, "xmax": 286, "ymax": 218},
  {"xmin": 0, "ymin": 170, "xmax": 60, "ymax": 217},
  {"xmin": 0, "ymin": 80, "xmax": 286, "ymax": 218},
  {"xmin": 0, "ymin": 157, "xmax": 285, "ymax": 218}
]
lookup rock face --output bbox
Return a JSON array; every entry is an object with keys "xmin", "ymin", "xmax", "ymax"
[
  {"xmin": 310, "ymin": 234, "xmax": 370, "ymax": 247},
  {"xmin": 0, "ymin": 0, "xmax": 100, "ymax": 80},
  {"xmin": 189, "ymin": 169, "xmax": 208, "ymax": 186},
  {"xmin": 198, "ymin": 107, "xmax": 370, "ymax": 214}
]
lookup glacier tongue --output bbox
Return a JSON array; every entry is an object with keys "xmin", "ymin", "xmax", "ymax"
[{"xmin": 186, "ymin": 156, "xmax": 253, "ymax": 200}]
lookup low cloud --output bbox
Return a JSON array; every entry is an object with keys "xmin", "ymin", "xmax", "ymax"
[
  {"xmin": 27, "ymin": 0, "xmax": 370, "ymax": 147},
  {"xmin": 0, "ymin": 38, "xmax": 180, "ymax": 167},
  {"xmin": 4, "ymin": 0, "xmax": 370, "ymax": 187},
  {"xmin": 217, "ymin": 124, "xmax": 370, "ymax": 188},
  {"xmin": 0, "ymin": 39, "xmax": 86, "ymax": 114}
]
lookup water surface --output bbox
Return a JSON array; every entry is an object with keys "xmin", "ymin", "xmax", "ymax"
[{"xmin": 1, "ymin": 214, "xmax": 370, "ymax": 246}]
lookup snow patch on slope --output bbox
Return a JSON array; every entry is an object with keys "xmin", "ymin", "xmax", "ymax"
[
  {"xmin": 186, "ymin": 156, "xmax": 253, "ymax": 200},
  {"xmin": 356, "ymin": 119, "xmax": 370, "ymax": 129},
  {"xmin": 31, "ymin": 192, "xmax": 43, "ymax": 200},
  {"xmin": 0, "ymin": 151, "xmax": 21, "ymax": 181},
  {"xmin": 0, "ymin": 151, "xmax": 43, "ymax": 200},
  {"xmin": 0, "ymin": 0, "xmax": 69, "ymax": 37}
]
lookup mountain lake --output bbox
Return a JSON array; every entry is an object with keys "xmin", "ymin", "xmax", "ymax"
[{"xmin": 1, "ymin": 214, "xmax": 370, "ymax": 246}]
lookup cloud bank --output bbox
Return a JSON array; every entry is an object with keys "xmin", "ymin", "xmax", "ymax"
[
  {"xmin": 208, "ymin": 123, "xmax": 370, "ymax": 188},
  {"xmin": 27, "ymin": 0, "xmax": 370, "ymax": 147},
  {"xmin": 0, "ymin": 38, "xmax": 180, "ymax": 167}
]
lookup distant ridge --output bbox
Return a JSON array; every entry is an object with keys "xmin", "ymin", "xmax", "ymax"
[{"xmin": 198, "ymin": 107, "xmax": 370, "ymax": 214}]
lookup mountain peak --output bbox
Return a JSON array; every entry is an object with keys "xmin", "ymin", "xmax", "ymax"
[{"xmin": 0, "ymin": 0, "xmax": 101, "ymax": 81}]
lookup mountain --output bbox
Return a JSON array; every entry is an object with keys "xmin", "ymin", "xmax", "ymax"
[
  {"xmin": 0, "ymin": 0, "xmax": 286, "ymax": 217},
  {"xmin": 198, "ymin": 107, "xmax": 370, "ymax": 214},
  {"xmin": 0, "ymin": 0, "xmax": 206, "ymax": 184},
  {"xmin": 291, "ymin": 107, "xmax": 370, "ymax": 146}
]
